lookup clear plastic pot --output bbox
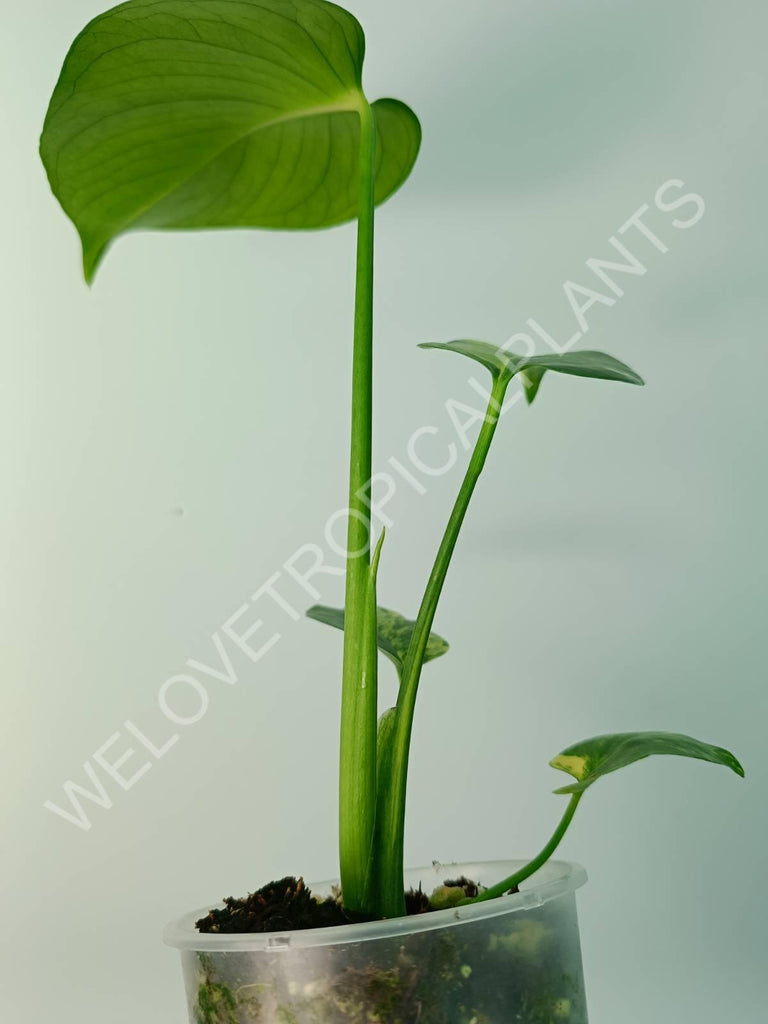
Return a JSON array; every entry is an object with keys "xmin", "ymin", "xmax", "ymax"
[{"xmin": 165, "ymin": 859, "xmax": 588, "ymax": 1023}]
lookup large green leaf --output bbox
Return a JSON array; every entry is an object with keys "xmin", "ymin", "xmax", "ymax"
[
  {"xmin": 550, "ymin": 731, "xmax": 744, "ymax": 795},
  {"xmin": 40, "ymin": 0, "xmax": 421, "ymax": 280},
  {"xmin": 420, "ymin": 340, "xmax": 643, "ymax": 404},
  {"xmin": 306, "ymin": 604, "xmax": 448, "ymax": 680}
]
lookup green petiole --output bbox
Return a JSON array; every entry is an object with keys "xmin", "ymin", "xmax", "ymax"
[
  {"xmin": 459, "ymin": 794, "xmax": 583, "ymax": 906},
  {"xmin": 338, "ymin": 99, "xmax": 377, "ymax": 914},
  {"xmin": 371, "ymin": 373, "xmax": 512, "ymax": 917}
]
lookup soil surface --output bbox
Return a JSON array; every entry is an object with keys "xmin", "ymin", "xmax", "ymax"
[
  {"xmin": 196, "ymin": 873, "xmax": 517, "ymax": 934},
  {"xmin": 196, "ymin": 877, "xmax": 366, "ymax": 934}
]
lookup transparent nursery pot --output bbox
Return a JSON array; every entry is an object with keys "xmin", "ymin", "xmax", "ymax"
[{"xmin": 165, "ymin": 859, "xmax": 588, "ymax": 1024}]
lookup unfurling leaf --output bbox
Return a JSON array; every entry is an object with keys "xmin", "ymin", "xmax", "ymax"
[
  {"xmin": 377, "ymin": 706, "xmax": 398, "ymax": 756},
  {"xmin": 307, "ymin": 604, "xmax": 448, "ymax": 680},
  {"xmin": 364, "ymin": 705, "xmax": 398, "ymax": 907},
  {"xmin": 360, "ymin": 531, "xmax": 385, "ymax": 695},
  {"xmin": 550, "ymin": 731, "xmax": 744, "ymax": 795},
  {"xmin": 375, "ymin": 707, "xmax": 398, "ymax": 794},
  {"xmin": 40, "ymin": 0, "xmax": 421, "ymax": 280},
  {"xmin": 419, "ymin": 339, "xmax": 643, "ymax": 404}
]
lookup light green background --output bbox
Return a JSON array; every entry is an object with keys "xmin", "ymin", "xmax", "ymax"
[{"xmin": 2, "ymin": 1, "xmax": 766, "ymax": 1021}]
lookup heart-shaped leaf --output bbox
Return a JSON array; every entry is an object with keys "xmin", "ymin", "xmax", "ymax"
[
  {"xmin": 40, "ymin": 0, "xmax": 421, "ymax": 280},
  {"xmin": 307, "ymin": 604, "xmax": 448, "ymax": 680},
  {"xmin": 420, "ymin": 340, "xmax": 643, "ymax": 404},
  {"xmin": 550, "ymin": 731, "xmax": 744, "ymax": 795}
]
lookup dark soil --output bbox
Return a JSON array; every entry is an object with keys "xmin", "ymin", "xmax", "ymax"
[
  {"xmin": 196, "ymin": 876, "xmax": 368, "ymax": 934},
  {"xmin": 195, "ymin": 873, "xmax": 504, "ymax": 934},
  {"xmin": 404, "ymin": 884, "xmax": 431, "ymax": 915}
]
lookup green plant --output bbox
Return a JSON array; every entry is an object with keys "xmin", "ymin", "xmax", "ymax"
[{"xmin": 40, "ymin": 0, "xmax": 743, "ymax": 922}]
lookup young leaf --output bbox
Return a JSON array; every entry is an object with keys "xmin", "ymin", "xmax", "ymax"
[
  {"xmin": 419, "ymin": 340, "xmax": 523, "ymax": 381},
  {"xmin": 361, "ymin": 531, "xmax": 386, "ymax": 697},
  {"xmin": 517, "ymin": 350, "xmax": 645, "ymax": 399},
  {"xmin": 364, "ymin": 705, "xmax": 399, "ymax": 909},
  {"xmin": 40, "ymin": 0, "xmax": 421, "ymax": 281},
  {"xmin": 463, "ymin": 731, "xmax": 744, "ymax": 906},
  {"xmin": 419, "ymin": 340, "xmax": 643, "ymax": 404},
  {"xmin": 306, "ymin": 604, "xmax": 448, "ymax": 680},
  {"xmin": 550, "ymin": 731, "xmax": 745, "ymax": 795},
  {"xmin": 376, "ymin": 707, "xmax": 398, "ymax": 769}
]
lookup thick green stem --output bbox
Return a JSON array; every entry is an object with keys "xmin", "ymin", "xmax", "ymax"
[
  {"xmin": 460, "ymin": 793, "xmax": 583, "ymax": 904},
  {"xmin": 372, "ymin": 374, "xmax": 511, "ymax": 917},
  {"xmin": 339, "ymin": 101, "xmax": 377, "ymax": 913}
]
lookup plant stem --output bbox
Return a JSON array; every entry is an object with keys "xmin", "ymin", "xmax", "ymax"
[
  {"xmin": 460, "ymin": 793, "xmax": 583, "ymax": 905},
  {"xmin": 372, "ymin": 373, "xmax": 511, "ymax": 917},
  {"xmin": 339, "ymin": 100, "xmax": 377, "ymax": 913}
]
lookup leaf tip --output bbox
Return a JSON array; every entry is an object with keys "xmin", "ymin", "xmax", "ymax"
[
  {"xmin": 81, "ymin": 235, "xmax": 108, "ymax": 286},
  {"xmin": 370, "ymin": 529, "xmax": 386, "ymax": 580},
  {"xmin": 722, "ymin": 749, "xmax": 745, "ymax": 778}
]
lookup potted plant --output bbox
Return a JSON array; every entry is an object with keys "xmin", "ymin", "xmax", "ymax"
[{"xmin": 40, "ymin": 1, "xmax": 744, "ymax": 1021}]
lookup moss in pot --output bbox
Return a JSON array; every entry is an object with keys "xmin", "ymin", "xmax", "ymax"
[
  {"xmin": 169, "ymin": 861, "xmax": 590, "ymax": 1024},
  {"xmin": 39, "ymin": 2, "xmax": 744, "ymax": 1021}
]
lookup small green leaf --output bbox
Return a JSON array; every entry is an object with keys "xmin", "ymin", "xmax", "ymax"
[
  {"xmin": 518, "ymin": 350, "xmax": 645, "ymax": 389},
  {"xmin": 419, "ymin": 340, "xmax": 522, "ymax": 381},
  {"xmin": 307, "ymin": 604, "xmax": 448, "ymax": 679},
  {"xmin": 419, "ymin": 340, "xmax": 643, "ymax": 404},
  {"xmin": 40, "ymin": 0, "xmax": 421, "ymax": 280},
  {"xmin": 550, "ymin": 731, "xmax": 744, "ymax": 795}
]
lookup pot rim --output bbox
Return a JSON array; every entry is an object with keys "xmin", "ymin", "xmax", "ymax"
[{"xmin": 164, "ymin": 859, "xmax": 587, "ymax": 952}]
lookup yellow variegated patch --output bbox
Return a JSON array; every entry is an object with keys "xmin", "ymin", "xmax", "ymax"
[{"xmin": 549, "ymin": 754, "xmax": 588, "ymax": 780}]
